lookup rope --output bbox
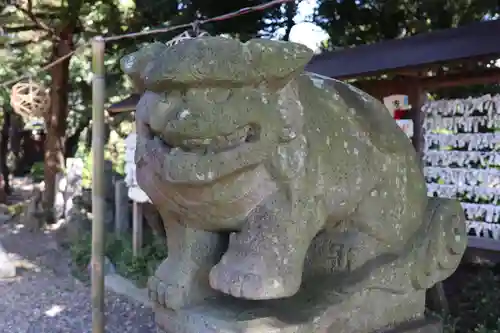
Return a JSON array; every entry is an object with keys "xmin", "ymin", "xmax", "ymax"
[
  {"xmin": 1, "ymin": 0, "xmax": 292, "ymax": 88},
  {"xmin": 104, "ymin": 0, "xmax": 290, "ymax": 42}
]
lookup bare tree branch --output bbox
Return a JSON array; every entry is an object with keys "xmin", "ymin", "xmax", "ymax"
[
  {"xmin": 3, "ymin": 39, "xmax": 41, "ymax": 48},
  {"xmin": 3, "ymin": 24, "xmax": 42, "ymax": 33},
  {"xmin": 10, "ymin": 0, "xmax": 58, "ymax": 39}
]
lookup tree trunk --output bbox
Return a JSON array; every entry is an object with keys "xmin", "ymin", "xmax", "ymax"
[
  {"xmin": 282, "ymin": 1, "xmax": 297, "ymax": 41},
  {"xmin": 10, "ymin": 115, "xmax": 23, "ymax": 176},
  {"xmin": 43, "ymin": 28, "xmax": 74, "ymax": 223},
  {"xmin": 0, "ymin": 108, "xmax": 11, "ymax": 195},
  {"xmin": 64, "ymin": 121, "xmax": 89, "ymax": 158}
]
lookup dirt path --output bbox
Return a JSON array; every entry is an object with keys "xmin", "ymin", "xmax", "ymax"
[{"xmin": 0, "ymin": 212, "xmax": 157, "ymax": 333}]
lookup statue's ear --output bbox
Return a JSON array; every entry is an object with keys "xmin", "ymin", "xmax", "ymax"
[
  {"xmin": 120, "ymin": 42, "xmax": 168, "ymax": 92},
  {"xmin": 245, "ymin": 39, "xmax": 314, "ymax": 83}
]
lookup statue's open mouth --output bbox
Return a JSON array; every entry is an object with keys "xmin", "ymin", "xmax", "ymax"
[
  {"xmin": 138, "ymin": 122, "xmax": 269, "ymax": 184},
  {"xmin": 155, "ymin": 124, "xmax": 260, "ymax": 155}
]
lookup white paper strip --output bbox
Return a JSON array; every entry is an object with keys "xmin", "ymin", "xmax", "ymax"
[
  {"xmin": 461, "ymin": 203, "xmax": 500, "ymax": 223},
  {"xmin": 424, "ymin": 115, "xmax": 500, "ymax": 132},
  {"xmin": 424, "ymin": 133, "xmax": 500, "ymax": 150},
  {"xmin": 422, "ymin": 94, "xmax": 499, "ymax": 117},
  {"xmin": 124, "ymin": 132, "xmax": 151, "ymax": 203},
  {"xmin": 423, "ymin": 94, "xmax": 499, "ymax": 241},
  {"xmin": 424, "ymin": 151, "xmax": 500, "ymax": 167},
  {"xmin": 424, "ymin": 166, "xmax": 500, "ymax": 186},
  {"xmin": 467, "ymin": 221, "xmax": 500, "ymax": 240},
  {"xmin": 427, "ymin": 183, "xmax": 500, "ymax": 202}
]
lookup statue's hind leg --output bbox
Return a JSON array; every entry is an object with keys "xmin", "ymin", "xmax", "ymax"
[{"xmin": 209, "ymin": 192, "xmax": 327, "ymax": 300}]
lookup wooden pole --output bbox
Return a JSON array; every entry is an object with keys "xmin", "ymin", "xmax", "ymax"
[
  {"xmin": 132, "ymin": 201, "xmax": 143, "ymax": 257},
  {"xmin": 91, "ymin": 36, "xmax": 106, "ymax": 333},
  {"xmin": 407, "ymin": 81, "xmax": 426, "ymax": 165},
  {"xmin": 114, "ymin": 180, "xmax": 128, "ymax": 236}
]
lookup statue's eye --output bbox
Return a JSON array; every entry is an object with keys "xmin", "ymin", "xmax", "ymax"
[
  {"xmin": 204, "ymin": 88, "xmax": 232, "ymax": 104},
  {"xmin": 161, "ymin": 90, "xmax": 183, "ymax": 103},
  {"xmin": 155, "ymin": 91, "xmax": 182, "ymax": 117}
]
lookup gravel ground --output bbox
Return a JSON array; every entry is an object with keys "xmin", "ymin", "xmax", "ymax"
[{"xmin": 0, "ymin": 220, "xmax": 157, "ymax": 333}]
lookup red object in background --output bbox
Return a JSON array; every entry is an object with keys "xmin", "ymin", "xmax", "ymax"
[{"xmin": 393, "ymin": 109, "xmax": 406, "ymax": 120}]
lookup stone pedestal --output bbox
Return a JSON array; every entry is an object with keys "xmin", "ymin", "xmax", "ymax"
[
  {"xmin": 156, "ymin": 304, "xmax": 441, "ymax": 333},
  {"xmin": 384, "ymin": 316, "xmax": 442, "ymax": 333},
  {"xmin": 154, "ymin": 280, "xmax": 430, "ymax": 333}
]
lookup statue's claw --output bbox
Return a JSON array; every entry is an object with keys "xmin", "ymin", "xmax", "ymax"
[
  {"xmin": 147, "ymin": 275, "xmax": 182, "ymax": 309},
  {"xmin": 148, "ymin": 258, "xmax": 217, "ymax": 310}
]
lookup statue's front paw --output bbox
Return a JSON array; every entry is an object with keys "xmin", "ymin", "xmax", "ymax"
[
  {"xmin": 209, "ymin": 251, "xmax": 301, "ymax": 300},
  {"xmin": 147, "ymin": 276, "xmax": 186, "ymax": 310},
  {"xmin": 148, "ymin": 259, "xmax": 217, "ymax": 310}
]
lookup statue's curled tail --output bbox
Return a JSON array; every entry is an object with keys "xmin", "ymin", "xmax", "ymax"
[{"xmin": 411, "ymin": 198, "xmax": 467, "ymax": 290}]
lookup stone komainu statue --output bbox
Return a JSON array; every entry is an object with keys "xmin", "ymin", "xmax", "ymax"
[{"xmin": 121, "ymin": 36, "xmax": 467, "ymax": 333}]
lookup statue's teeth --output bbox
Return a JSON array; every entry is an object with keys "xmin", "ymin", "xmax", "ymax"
[
  {"xmin": 190, "ymin": 139, "xmax": 205, "ymax": 145},
  {"xmin": 166, "ymin": 125, "xmax": 254, "ymax": 154}
]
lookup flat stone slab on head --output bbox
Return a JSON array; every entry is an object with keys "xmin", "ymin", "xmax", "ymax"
[
  {"xmin": 120, "ymin": 42, "xmax": 168, "ymax": 92},
  {"xmin": 120, "ymin": 36, "xmax": 314, "ymax": 91}
]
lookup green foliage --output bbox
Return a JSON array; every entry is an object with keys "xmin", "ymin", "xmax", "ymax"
[
  {"xmin": 314, "ymin": 0, "xmax": 500, "ymax": 98},
  {"xmin": 441, "ymin": 265, "xmax": 500, "ymax": 333},
  {"xmin": 29, "ymin": 161, "xmax": 45, "ymax": 182},
  {"xmin": 105, "ymin": 123, "xmax": 131, "ymax": 176},
  {"xmin": 472, "ymin": 324, "xmax": 500, "ymax": 333},
  {"xmin": 315, "ymin": 0, "xmax": 499, "ymax": 48},
  {"xmin": 7, "ymin": 202, "xmax": 25, "ymax": 217},
  {"xmin": 70, "ymin": 231, "xmax": 92, "ymax": 271},
  {"xmin": 0, "ymin": 0, "xmax": 140, "ymax": 158},
  {"xmin": 81, "ymin": 151, "xmax": 93, "ymax": 189},
  {"xmin": 70, "ymin": 230, "xmax": 167, "ymax": 287},
  {"xmin": 106, "ymin": 234, "xmax": 167, "ymax": 286},
  {"xmin": 75, "ymin": 124, "xmax": 130, "ymax": 189}
]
